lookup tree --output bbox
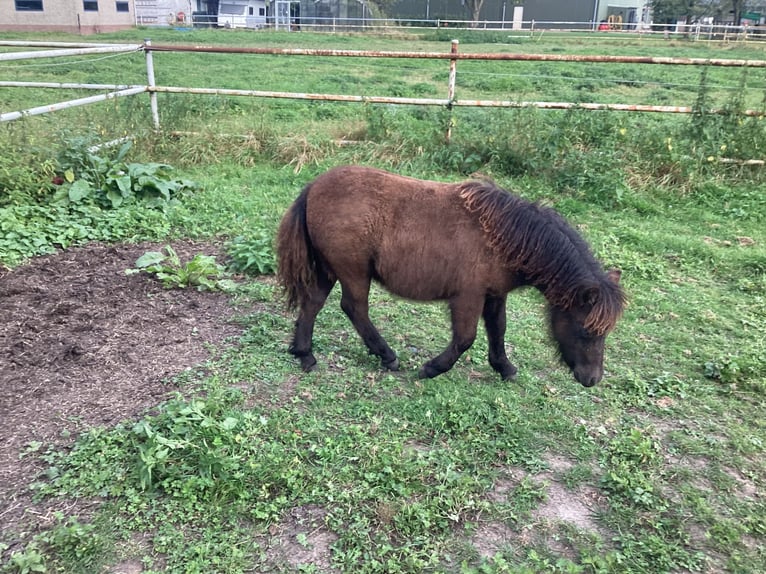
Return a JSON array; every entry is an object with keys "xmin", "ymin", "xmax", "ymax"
[
  {"xmin": 651, "ymin": 0, "xmax": 700, "ymax": 24},
  {"xmin": 367, "ymin": 0, "xmax": 400, "ymax": 18},
  {"xmin": 730, "ymin": 0, "xmax": 746, "ymax": 24},
  {"xmin": 464, "ymin": 0, "xmax": 487, "ymax": 23},
  {"xmin": 650, "ymin": 0, "xmax": 747, "ymax": 24}
]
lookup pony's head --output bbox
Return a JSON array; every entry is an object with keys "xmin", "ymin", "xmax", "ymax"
[{"xmin": 549, "ymin": 269, "xmax": 624, "ymax": 387}]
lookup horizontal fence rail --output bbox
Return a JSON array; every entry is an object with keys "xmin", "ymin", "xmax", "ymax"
[
  {"xmin": 144, "ymin": 43, "xmax": 766, "ymax": 67},
  {"xmin": 0, "ymin": 44, "xmax": 142, "ymax": 62},
  {"xmin": 2, "ymin": 40, "xmax": 766, "ymax": 130},
  {"xmin": 0, "ymin": 87, "xmax": 147, "ymax": 123}
]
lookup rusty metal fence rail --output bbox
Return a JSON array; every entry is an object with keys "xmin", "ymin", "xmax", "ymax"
[{"xmin": 2, "ymin": 40, "xmax": 766, "ymax": 130}]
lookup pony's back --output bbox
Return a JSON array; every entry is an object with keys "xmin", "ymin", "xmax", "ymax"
[{"xmin": 302, "ymin": 165, "xmax": 512, "ymax": 301}]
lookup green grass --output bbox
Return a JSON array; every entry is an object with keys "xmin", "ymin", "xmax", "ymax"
[{"xmin": 1, "ymin": 30, "xmax": 766, "ymax": 574}]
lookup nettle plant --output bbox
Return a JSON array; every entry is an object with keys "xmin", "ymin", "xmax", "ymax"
[{"xmin": 52, "ymin": 139, "xmax": 199, "ymax": 210}]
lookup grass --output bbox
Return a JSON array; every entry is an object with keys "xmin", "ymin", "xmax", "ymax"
[{"xmin": 1, "ymin": 29, "xmax": 766, "ymax": 573}]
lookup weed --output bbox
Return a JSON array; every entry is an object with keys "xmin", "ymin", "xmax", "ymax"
[
  {"xmin": 126, "ymin": 245, "xmax": 235, "ymax": 291},
  {"xmin": 2, "ymin": 542, "xmax": 46, "ymax": 574},
  {"xmin": 52, "ymin": 138, "xmax": 198, "ymax": 210},
  {"xmin": 225, "ymin": 233, "xmax": 276, "ymax": 275}
]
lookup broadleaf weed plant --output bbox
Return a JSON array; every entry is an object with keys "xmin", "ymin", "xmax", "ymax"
[
  {"xmin": 53, "ymin": 137, "xmax": 198, "ymax": 210},
  {"xmin": 126, "ymin": 245, "xmax": 235, "ymax": 291},
  {"xmin": 0, "ymin": 133, "xmax": 201, "ymax": 267}
]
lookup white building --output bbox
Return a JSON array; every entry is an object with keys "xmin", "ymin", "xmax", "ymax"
[{"xmin": 1, "ymin": 0, "xmax": 135, "ymax": 33}]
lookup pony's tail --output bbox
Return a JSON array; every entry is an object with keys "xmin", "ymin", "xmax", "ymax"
[{"xmin": 277, "ymin": 185, "xmax": 316, "ymax": 311}]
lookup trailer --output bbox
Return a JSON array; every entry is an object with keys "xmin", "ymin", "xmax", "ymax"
[{"xmin": 217, "ymin": 0, "xmax": 267, "ymax": 28}]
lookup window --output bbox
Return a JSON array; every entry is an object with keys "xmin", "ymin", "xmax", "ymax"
[
  {"xmin": 219, "ymin": 3, "xmax": 245, "ymax": 15},
  {"xmin": 83, "ymin": 0, "xmax": 98, "ymax": 11},
  {"xmin": 116, "ymin": 1, "xmax": 128, "ymax": 11},
  {"xmin": 15, "ymin": 0, "xmax": 43, "ymax": 10}
]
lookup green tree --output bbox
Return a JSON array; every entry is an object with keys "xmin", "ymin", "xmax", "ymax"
[
  {"xmin": 367, "ymin": 0, "xmax": 400, "ymax": 17},
  {"xmin": 651, "ymin": 0, "xmax": 699, "ymax": 25},
  {"xmin": 650, "ymin": 0, "xmax": 746, "ymax": 24},
  {"xmin": 464, "ymin": 0, "xmax": 487, "ymax": 24}
]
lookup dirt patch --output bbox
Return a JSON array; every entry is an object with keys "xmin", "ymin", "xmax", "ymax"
[
  {"xmin": 0, "ymin": 241, "xmax": 243, "ymax": 549},
  {"xmin": 475, "ymin": 455, "xmax": 605, "ymax": 560},
  {"xmin": 532, "ymin": 454, "xmax": 602, "ymax": 533},
  {"xmin": 472, "ymin": 521, "xmax": 527, "ymax": 559},
  {"xmin": 263, "ymin": 505, "xmax": 338, "ymax": 572},
  {"xmin": 109, "ymin": 560, "xmax": 145, "ymax": 574},
  {"xmin": 533, "ymin": 481, "xmax": 600, "ymax": 532}
]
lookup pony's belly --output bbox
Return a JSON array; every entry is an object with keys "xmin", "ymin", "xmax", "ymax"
[
  {"xmin": 374, "ymin": 259, "xmax": 509, "ymax": 302},
  {"xmin": 378, "ymin": 279, "xmax": 452, "ymax": 302}
]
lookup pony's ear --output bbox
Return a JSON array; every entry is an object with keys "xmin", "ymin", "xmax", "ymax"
[
  {"xmin": 579, "ymin": 285, "xmax": 600, "ymax": 307},
  {"xmin": 606, "ymin": 268, "xmax": 622, "ymax": 285}
]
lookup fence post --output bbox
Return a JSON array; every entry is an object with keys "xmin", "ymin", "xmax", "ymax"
[
  {"xmin": 144, "ymin": 39, "xmax": 161, "ymax": 130},
  {"xmin": 446, "ymin": 39, "xmax": 459, "ymax": 142}
]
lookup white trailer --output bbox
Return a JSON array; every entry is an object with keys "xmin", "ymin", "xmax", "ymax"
[{"xmin": 217, "ymin": 0, "xmax": 267, "ymax": 28}]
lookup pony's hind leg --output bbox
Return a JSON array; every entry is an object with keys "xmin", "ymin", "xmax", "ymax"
[
  {"xmin": 339, "ymin": 280, "xmax": 399, "ymax": 371},
  {"xmin": 419, "ymin": 295, "xmax": 483, "ymax": 379},
  {"xmin": 290, "ymin": 274, "xmax": 335, "ymax": 372},
  {"xmin": 483, "ymin": 295, "xmax": 517, "ymax": 380}
]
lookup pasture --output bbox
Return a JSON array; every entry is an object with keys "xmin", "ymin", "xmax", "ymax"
[{"xmin": 1, "ymin": 28, "xmax": 765, "ymax": 573}]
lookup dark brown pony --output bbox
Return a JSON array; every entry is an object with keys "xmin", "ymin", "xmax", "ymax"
[{"xmin": 277, "ymin": 165, "xmax": 625, "ymax": 387}]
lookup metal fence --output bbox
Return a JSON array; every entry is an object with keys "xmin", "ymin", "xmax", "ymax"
[{"xmin": 2, "ymin": 39, "xmax": 766, "ymax": 133}]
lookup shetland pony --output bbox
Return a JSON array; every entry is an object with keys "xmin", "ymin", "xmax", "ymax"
[{"xmin": 277, "ymin": 165, "xmax": 625, "ymax": 386}]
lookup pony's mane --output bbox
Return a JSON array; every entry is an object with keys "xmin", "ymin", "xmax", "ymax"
[{"xmin": 458, "ymin": 180, "xmax": 625, "ymax": 335}]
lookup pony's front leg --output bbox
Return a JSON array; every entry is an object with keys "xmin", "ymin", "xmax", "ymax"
[
  {"xmin": 339, "ymin": 282, "xmax": 399, "ymax": 371},
  {"xmin": 289, "ymin": 276, "xmax": 335, "ymax": 372},
  {"xmin": 418, "ymin": 296, "xmax": 482, "ymax": 379},
  {"xmin": 482, "ymin": 295, "xmax": 517, "ymax": 381}
]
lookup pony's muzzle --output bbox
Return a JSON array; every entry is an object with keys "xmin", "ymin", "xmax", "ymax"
[{"xmin": 574, "ymin": 367, "xmax": 603, "ymax": 387}]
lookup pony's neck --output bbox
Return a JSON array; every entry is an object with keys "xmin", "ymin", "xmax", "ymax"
[
  {"xmin": 458, "ymin": 179, "xmax": 602, "ymax": 309},
  {"xmin": 514, "ymin": 230, "xmax": 600, "ymax": 310}
]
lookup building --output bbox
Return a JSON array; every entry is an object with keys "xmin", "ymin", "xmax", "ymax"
[
  {"xmin": 389, "ymin": 0, "xmax": 651, "ymax": 30},
  {"xmin": 216, "ymin": 0, "xmax": 267, "ymax": 28},
  {"xmin": 135, "ymin": 0, "xmax": 194, "ymax": 27},
  {"xmin": 1, "ymin": 0, "xmax": 135, "ymax": 33},
  {"xmin": 0, "ymin": 0, "xmax": 651, "ymax": 34}
]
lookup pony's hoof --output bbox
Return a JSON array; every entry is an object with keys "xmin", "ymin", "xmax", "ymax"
[
  {"xmin": 299, "ymin": 356, "xmax": 318, "ymax": 372},
  {"xmin": 501, "ymin": 364, "xmax": 518, "ymax": 381},
  {"xmin": 383, "ymin": 357, "xmax": 400, "ymax": 371},
  {"xmin": 417, "ymin": 364, "xmax": 439, "ymax": 379}
]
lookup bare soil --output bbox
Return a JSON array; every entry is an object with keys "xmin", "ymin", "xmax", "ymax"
[{"xmin": 0, "ymin": 241, "xmax": 243, "ymax": 549}]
